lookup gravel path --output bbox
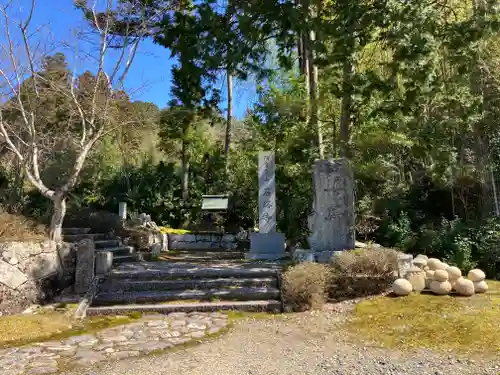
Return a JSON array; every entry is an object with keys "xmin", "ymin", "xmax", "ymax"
[{"xmin": 61, "ymin": 307, "xmax": 500, "ymax": 375}]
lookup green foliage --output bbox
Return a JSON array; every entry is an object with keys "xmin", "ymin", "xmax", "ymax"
[
  {"xmin": 4, "ymin": 0, "xmax": 500, "ymax": 289},
  {"xmin": 474, "ymin": 219, "xmax": 500, "ymax": 279}
]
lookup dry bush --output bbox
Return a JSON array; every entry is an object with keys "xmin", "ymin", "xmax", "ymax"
[
  {"xmin": 330, "ymin": 247, "xmax": 398, "ymax": 278},
  {"xmin": 282, "ymin": 262, "xmax": 331, "ymax": 311},
  {"xmin": 0, "ymin": 212, "xmax": 47, "ymax": 241},
  {"xmin": 329, "ymin": 247, "xmax": 398, "ymax": 301}
]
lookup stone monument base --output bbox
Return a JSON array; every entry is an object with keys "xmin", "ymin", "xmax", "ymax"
[
  {"xmin": 247, "ymin": 232, "xmax": 286, "ymax": 260},
  {"xmin": 315, "ymin": 250, "xmax": 344, "ymax": 263}
]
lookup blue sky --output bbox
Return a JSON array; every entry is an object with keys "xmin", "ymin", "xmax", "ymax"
[{"xmin": 9, "ymin": 0, "xmax": 259, "ymax": 119}]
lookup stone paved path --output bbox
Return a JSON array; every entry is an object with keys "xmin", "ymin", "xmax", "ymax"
[{"xmin": 0, "ymin": 312, "xmax": 228, "ymax": 375}]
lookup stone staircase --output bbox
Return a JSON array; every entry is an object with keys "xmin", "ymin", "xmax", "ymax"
[
  {"xmin": 62, "ymin": 227, "xmax": 284, "ymax": 315},
  {"xmin": 87, "ymin": 248, "xmax": 283, "ymax": 315},
  {"xmin": 63, "ymin": 227, "xmax": 137, "ymax": 265}
]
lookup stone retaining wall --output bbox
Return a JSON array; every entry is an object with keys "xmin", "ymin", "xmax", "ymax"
[
  {"xmin": 168, "ymin": 233, "xmax": 238, "ymax": 250},
  {"xmin": 0, "ymin": 240, "xmax": 76, "ymax": 315}
]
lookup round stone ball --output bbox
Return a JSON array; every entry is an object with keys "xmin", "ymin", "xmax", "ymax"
[
  {"xmin": 435, "ymin": 262, "xmax": 448, "ymax": 270},
  {"xmin": 423, "ymin": 265, "xmax": 430, "ymax": 271},
  {"xmin": 413, "ymin": 257, "xmax": 427, "ymax": 269},
  {"xmin": 425, "ymin": 270, "xmax": 435, "ymax": 289},
  {"xmin": 455, "ymin": 278, "xmax": 475, "ymax": 296},
  {"xmin": 405, "ymin": 267, "xmax": 426, "ymax": 292},
  {"xmin": 393, "ymin": 279, "xmax": 413, "ymax": 296},
  {"xmin": 468, "ymin": 269, "xmax": 486, "ymax": 282},
  {"xmin": 434, "ymin": 269, "xmax": 449, "ymax": 282},
  {"xmin": 430, "ymin": 280, "xmax": 452, "ymax": 295},
  {"xmin": 416, "ymin": 254, "xmax": 428, "ymax": 260},
  {"xmin": 474, "ymin": 280, "xmax": 488, "ymax": 293},
  {"xmin": 427, "ymin": 258, "xmax": 442, "ymax": 270},
  {"xmin": 446, "ymin": 266, "xmax": 462, "ymax": 282}
]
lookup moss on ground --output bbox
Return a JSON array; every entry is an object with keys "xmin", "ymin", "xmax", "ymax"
[
  {"xmin": 0, "ymin": 309, "xmax": 141, "ymax": 349},
  {"xmin": 345, "ymin": 280, "xmax": 500, "ymax": 354}
]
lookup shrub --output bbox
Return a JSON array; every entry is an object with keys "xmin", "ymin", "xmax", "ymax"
[
  {"xmin": 63, "ymin": 208, "xmax": 122, "ymax": 233},
  {"xmin": 474, "ymin": 218, "xmax": 500, "ymax": 278},
  {"xmin": 281, "ymin": 262, "xmax": 331, "ymax": 311},
  {"xmin": 329, "ymin": 247, "xmax": 398, "ymax": 301},
  {"xmin": 0, "ymin": 212, "xmax": 47, "ymax": 241},
  {"xmin": 330, "ymin": 247, "xmax": 398, "ymax": 278}
]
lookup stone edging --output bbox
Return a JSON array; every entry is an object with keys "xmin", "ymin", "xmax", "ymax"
[{"xmin": 0, "ymin": 312, "xmax": 229, "ymax": 375}]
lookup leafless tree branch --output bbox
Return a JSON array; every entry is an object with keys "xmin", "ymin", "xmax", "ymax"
[{"xmin": 0, "ymin": 0, "xmax": 146, "ymax": 240}]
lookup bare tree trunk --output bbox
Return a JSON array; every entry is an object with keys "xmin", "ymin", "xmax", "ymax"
[
  {"xmin": 49, "ymin": 193, "xmax": 67, "ymax": 243},
  {"xmin": 340, "ymin": 58, "xmax": 354, "ymax": 159},
  {"xmin": 224, "ymin": 69, "xmax": 233, "ymax": 171},
  {"xmin": 307, "ymin": 27, "xmax": 324, "ymax": 159},
  {"xmin": 302, "ymin": 31, "xmax": 311, "ymax": 122},
  {"xmin": 181, "ymin": 135, "xmax": 189, "ymax": 200},
  {"xmin": 333, "ymin": 119, "xmax": 337, "ymax": 157},
  {"xmin": 298, "ymin": 32, "xmax": 304, "ymax": 74},
  {"xmin": 299, "ymin": 0, "xmax": 324, "ymax": 158}
]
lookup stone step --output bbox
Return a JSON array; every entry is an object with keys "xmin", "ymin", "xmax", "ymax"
[
  {"xmin": 94, "ymin": 239, "xmax": 122, "ymax": 249},
  {"xmin": 63, "ymin": 233, "xmax": 115, "ymax": 243},
  {"xmin": 62, "ymin": 227, "xmax": 91, "ymax": 235},
  {"xmin": 99, "ymin": 277, "xmax": 278, "ymax": 292},
  {"xmin": 87, "ymin": 300, "xmax": 282, "ymax": 316},
  {"xmin": 169, "ymin": 248, "xmax": 242, "ymax": 253},
  {"xmin": 93, "ymin": 287, "xmax": 281, "ymax": 306},
  {"xmin": 164, "ymin": 252, "xmax": 245, "ymax": 261},
  {"xmin": 113, "ymin": 254, "xmax": 137, "ymax": 264},
  {"xmin": 96, "ymin": 246, "xmax": 134, "ymax": 256},
  {"xmin": 245, "ymin": 252, "xmax": 287, "ymax": 261},
  {"xmin": 108, "ymin": 265, "xmax": 280, "ymax": 281}
]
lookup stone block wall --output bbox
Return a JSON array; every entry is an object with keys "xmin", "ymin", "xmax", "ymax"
[
  {"xmin": 168, "ymin": 233, "xmax": 237, "ymax": 250},
  {"xmin": 0, "ymin": 240, "xmax": 76, "ymax": 315}
]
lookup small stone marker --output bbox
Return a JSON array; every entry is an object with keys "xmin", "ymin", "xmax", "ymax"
[
  {"xmin": 118, "ymin": 202, "xmax": 127, "ymax": 220},
  {"xmin": 308, "ymin": 159, "xmax": 355, "ymax": 261},
  {"xmin": 74, "ymin": 239, "xmax": 95, "ymax": 294},
  {"xmin": 95, "ymin": 251, "xmax": 113, "ymax": 275},
  {"xmin": 248, "ymin": 151, "xmax": 285, "ymax": 260}
]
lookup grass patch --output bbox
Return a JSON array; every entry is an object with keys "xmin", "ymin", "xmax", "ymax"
[
  {"xmin": 345, "ymin": 280, "xmax": 500, "ymax": 354},
  {"xmin": 0, "ymin": 309, "xmax": 141, "ymax": 348}
]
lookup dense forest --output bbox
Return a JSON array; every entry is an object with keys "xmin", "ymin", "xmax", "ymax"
[{"xmin": 2, "ymin": 0, "xmax": 500, "ymax": 275}]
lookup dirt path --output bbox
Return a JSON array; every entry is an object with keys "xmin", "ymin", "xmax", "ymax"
[{"xmin": 61, "ymin": 309, "xmax": 500, "ymax": 375}]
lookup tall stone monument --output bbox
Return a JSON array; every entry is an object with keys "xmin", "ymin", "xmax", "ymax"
[
  {"xmin": 247, "ymin": 151, "xmax": 286, "ymax": 260},
  {"xmin": 258, "ymin": 151, "xmax": 277, "ymax": 233},
  {"xmin": 308, "ymin": 159, "xmax": 355, "ymax": 262}
]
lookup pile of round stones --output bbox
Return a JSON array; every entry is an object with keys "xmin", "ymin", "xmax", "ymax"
[
  {"xmin": 393, "ymin": 255, "xmax": 488, "ymax": 297},
  {"xmin": 0, "ymin": 311, "xmax": 229, "ymax": 375}
]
